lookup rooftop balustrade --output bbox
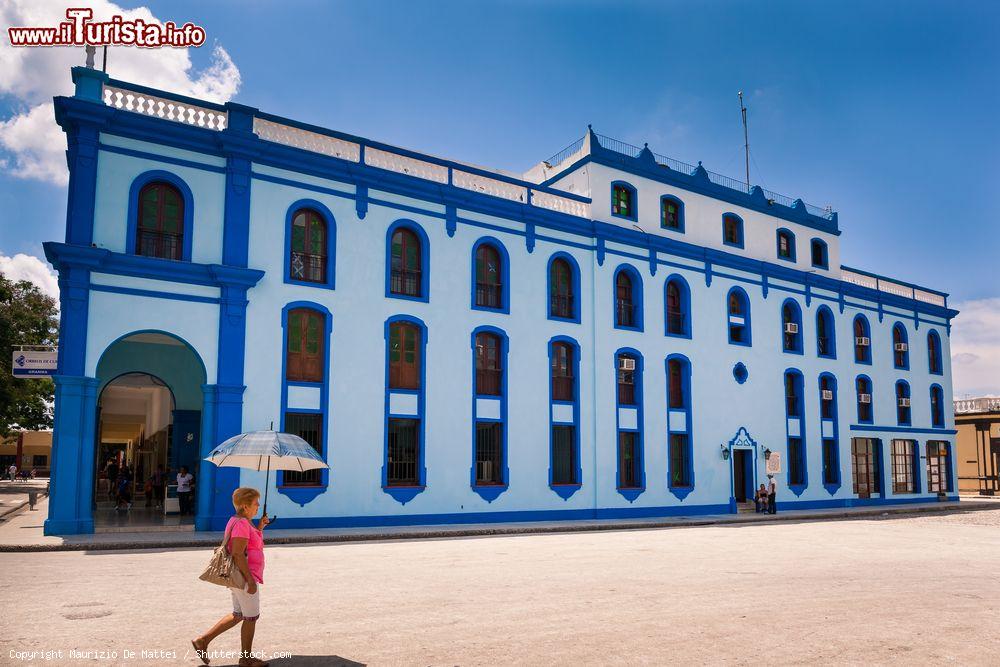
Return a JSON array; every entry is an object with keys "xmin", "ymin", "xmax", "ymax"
[{"xmin": 954, "ymin": 397, "xmax": 1000, "ymax": 415}]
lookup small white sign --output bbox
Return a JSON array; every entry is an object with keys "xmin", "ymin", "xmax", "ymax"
[
  {"xmin": 766, "ymin": 452, "xmax": 782, "ymax": 475},
  {"xmin": 11, "ymin": 349, "xmax": 57, "ymax": 377}
]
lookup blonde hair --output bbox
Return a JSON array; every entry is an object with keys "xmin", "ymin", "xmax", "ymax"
[{"xmin": 231, "ymin": 487, "xmax": 261, "ymax": 515}]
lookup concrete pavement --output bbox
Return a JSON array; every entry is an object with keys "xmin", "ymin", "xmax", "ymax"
[{"xmin": 2, "ymin": 494, "xmax": 999, "ymax": 552}]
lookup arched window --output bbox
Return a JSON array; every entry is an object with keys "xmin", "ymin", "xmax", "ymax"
[
  {"xmin": 474, "ymin": 243, "xmax": 503, "ymax": 309},
  {"xmin": 475, "ymin": 332, "xmax": 502, "ymax": 396},
  {"xmin": 930, "ymin": 384, "xmax": 944, "ymax": 428},
  {"xmin": 927, "ymin": 330, "xmax": 943, "ymax": 375},
  {"xmin": 856, "ymin": 376, "xmax": 873, "ymax": 423},
  {"xmin": 660, "ymin": 196, "xmax": 683, "ymax": 231},
  {"xmin": 820, "ymin": 375, "xmax": 835, "ymax": 419},
  {"xmin": 286, "ymin": 308, "xmax": 325, "ymax": 382},
  {"xmin": 289, "ymin": 208, "xmax": 327, "ymax": 283},
  {"xmin": 896, "ymin": 380, "xmax": 911, "ymax": 426},
  {"xmin": 551, "ymin": 342, "xmax": 574, "ymax": 401},
  {"xmin": 853, "ymin": 315, "xmax": 871, "ymax": 364},
  {"xmin": 614, "ymin": 267, "xmax": 642, "ymax": 330},
  {"xmin": 667, "ymin": 357, "xmax": 687, "ymax": 409},
  {"xmin": 389, "ymin": 227, "xmax": 423, "ymax": 298},
  {"xmin": 665, "ymin": 277, "xmax": 690, "ymax": 337},
  {"xmin": 727, "ymin": 287, "xmax": 751, "ymax": 345},
  {"xmin": 781, "ymin": 300, "xmax": 803, "ymax": 353},
  {"xmin": 136, "ymin": 182, "xmax": 184, "ymax": 260},
  {"xmin": 784, "ymin": 371, "xmax": 802, "ymax": 418},
  {"xmin": 389, "ymin": 321, "xmax": 421, "ymax": 389},
  {"xmin": 811, "ymin": 239, "xmax": 829, "ymax": 269},
  {"xmin": 549, "ymin": 256, "xmax": 577, "ymax": 321},
  {"xmin": 722, "ymin": 213, "xmax": 744, "ymax": 248},
  {"xmin": 616, "ymin": 352, "xmax": 637, "ymax": 405},
  {"xmin": 776, "ymin": 229, "xmax": 796, "ymax": 261},
  {"xmin": 892, "ymin": 323, "xmax": 909, "ymax": 370},
  {"xmin": 611, "ymin": 182, "xmax": 636, "ymax": 220},
  {"xmin": 816, "ymin": 307, "xmax": 836, "ymax": 358}
]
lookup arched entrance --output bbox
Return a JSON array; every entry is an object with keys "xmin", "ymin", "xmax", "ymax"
[{"xmin": 94, "ymin": 332, "xmax": 206, "ymax": 530}]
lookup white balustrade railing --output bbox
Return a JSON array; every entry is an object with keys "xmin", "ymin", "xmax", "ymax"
[
  {"xmin": 954, "ymin": 397, "xmax": 1000, "ymax": 414},
  {"xmin": 841, "ymin": 268, "xmax": 945, "ymax": 308},
  {"xmin": 841, "ymin": 269, "xmax": 878, "ymax": 290},
  {"xmin": 103, "ymin": 85, "xmax": 227, "ymax": 130},
  {"xmin": 365, "ymin": 148, "xmax": 449, "ymax": 183},
  {"xmin": 453, "ymin": 170, "xmax": 527, "ymax": 203},
  {"xmin": 531, "ymin": 190, "xmax": 589, "ymax": 218},
  {"xmin": 253, "ymin": 118, "xmax": 360, "ymax": 161}
]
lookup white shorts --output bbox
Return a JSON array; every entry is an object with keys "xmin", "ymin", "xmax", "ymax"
[{"xmin": 230, "ymin": 582, "xmax": 261, "ymax": 620}]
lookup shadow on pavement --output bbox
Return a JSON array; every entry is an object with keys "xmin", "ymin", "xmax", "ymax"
[{"xmin": 269, "ymin": 656, "xmax": 365, "ymax": 666}]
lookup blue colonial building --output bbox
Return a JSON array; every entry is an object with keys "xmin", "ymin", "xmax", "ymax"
[{"xmin": 43, "ymin": 66, "xmax": 959, "ymax": 535}]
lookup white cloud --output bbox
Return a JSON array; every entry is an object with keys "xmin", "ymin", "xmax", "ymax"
[
  {"xmin": 950, "ymin": 297, "xmax": 1000, "ymax": 398},
  {"xmin": 0, "ymin": 253, "xmax": 59, "ymax": 299},
  {"xmin": 0, "ymin": 0, "xmax": 241, "ymax": 185}
]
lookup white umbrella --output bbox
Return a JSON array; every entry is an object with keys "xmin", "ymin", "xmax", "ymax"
[{"xmin": 204, "ymin": 429, "xmax": 327, "ymax": 515}]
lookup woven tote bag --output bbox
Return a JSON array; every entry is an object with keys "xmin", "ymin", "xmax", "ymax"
[{"xmin": 198, "ymin": 517, "xmax": 248, "ymax": 589}]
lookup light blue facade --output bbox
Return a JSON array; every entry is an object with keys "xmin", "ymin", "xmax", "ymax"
[{"xmin": 43, "ymin": 67, "xmax": 960, "ymax": 534}]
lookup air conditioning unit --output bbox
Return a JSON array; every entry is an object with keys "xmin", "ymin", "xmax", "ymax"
[
  {"xmin": 784, "ymin": 323, "xmax": 799, "ymax": 334},
  {"xmin": 859, "ymin": 393, "xmax": 872, "ymax": 404},
  {"xmin": 894, "ymin": 343, "xmax": 908, "ymax": 352},
  {"xmin": 898, "ymin": 397, "xmax": 911, "ymax": 407},
  {"xmin": 619, "ymin": 357, "xmax": 636, "ymax": 371},
  {"xmin": 855, "ymin": 336, "xmax": 870, "ymax": 346},
  {"xmin": 821, "ymin": 390, "xmax": 834, "ymax": 401}
]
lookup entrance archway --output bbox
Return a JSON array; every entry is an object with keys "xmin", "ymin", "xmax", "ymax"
[{"xmin": 94, "ymin": 331, "xmax": 206, "ymax": 530}]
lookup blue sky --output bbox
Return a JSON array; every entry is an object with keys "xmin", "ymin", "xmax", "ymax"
[{"xmin": 1, "ymin": 0, "xmax": 998, "ymax": 392}]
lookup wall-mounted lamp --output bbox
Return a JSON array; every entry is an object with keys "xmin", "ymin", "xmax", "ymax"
[
  {"xmin": 720, "ymin": 444, "xmax": 730, "ymax": 461},
  {"xmin": 763, "ymin": 447, "xmax": 772, "ymax": 460}
]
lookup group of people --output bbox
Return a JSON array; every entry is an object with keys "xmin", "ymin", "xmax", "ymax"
[
  {"xmin": 101, "ymin": 459, "xmax": 196, "ymax": 515},
  {"xmin": 5, "ymin": 463, "xmax": 36, "ymax": 481},
  {"xmin": 755, "ymin": 475, "xmax": 778, "ymax": 514}
]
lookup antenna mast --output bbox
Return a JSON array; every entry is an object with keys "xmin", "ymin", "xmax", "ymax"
[{"xmin": 738, "ymin": 91, "xmax": 750, "ymax": 191}]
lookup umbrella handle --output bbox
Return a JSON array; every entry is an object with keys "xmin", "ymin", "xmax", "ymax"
[{"xmin": 263, "ymin": 457, "xmax": 270, "ymax": 518}]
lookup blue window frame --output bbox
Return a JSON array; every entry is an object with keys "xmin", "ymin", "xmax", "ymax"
[
  {"xmin": 385, "ymin": 220, "xmax": 430, "ymax": 303},
  {"xmin": 470, "ymin": 237, "xmax": 510, "ymax": 314},
  {"xmin": 927, "ymin": 330, "xmax": 943, "ymax": 375},
  {"xmin": 816, "ymin": 306, "xmax": 836, "ymax": 359},
  {"xmin": 471, "ymin": 326, "xmax": 509, "ymax": 501},
  {"xmin": 125, "ymin": 170, "xmax": 194, "ymax": 262},
  {"xmin": 666, "ymin": 354, "xmax": 694, "ymax": 498},
  {"xmin": 547, "ymin": 252, "xmax": 581, "ymax": 324},
  {"xmin": 660, "ymin": 195, "xmax": 684, "ymax": 232},
  {"xmin": 722, "ymin": 213, "xmax": 744, "ymax": 249},
  {"xmin": 664, "ymin": 274, "xmax": 691, "ymax": 338},
  {"xmin": 856, "ymin": 375, "xmax": 874, "ymax": 424},
  {"xmin": 819, "ymin": 373, "xmax": 841, "ymax": 493},
  {"xmin": 548, "ymin": 336, "xmax": 582, "ymax": 499},
  {"xmin": 930, "ymin": 384, "xmax": 945, "ymax": 428},
  {"xmin": 853, "ymin": 315, "xmax": 872, "ymax": 364},
  {"xmin": 283, "ymin": 199, "xmax": 336, "ymax": 289},
  {"xmin": 615, "ymin": 348, "xmax": 645, "ymax": 500},
  {"xmin": 726, "ymin": 286, "xmax": 752, "ymax": 346},
  {"xmin": 382, "ymin": 314, "xmax": 429, "ymax": 504},
  {"xmin": 810, "ymin": 238, "xmax": 829, "ymax": 269},
  {"xmin": 781, "ymin": 299, "xmax": 803, "ymax": 354},
  {"xmin": 611, "ymin": 181, "xmax": 637, "ymax": 221},
  {"xmin": 776, "ymin": 228, "xmax": 796, "ymax": 262},
  {"xmin": 892, "ymin": 323, "xmax": 909, "ymax": 370},
  {"xmin": 784, "ymin": 369, "xmax": 807, "ymax": 492},
  {"xmin": 613, "ymin": 264, "xmax": 644, "ymax": 331},
  {"xmin": 895, "ymin": 380, "xmax": 912, "ymax": 426}
]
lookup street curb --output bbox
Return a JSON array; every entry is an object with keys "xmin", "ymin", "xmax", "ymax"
[
  {"xmin": 2, "ymin": 500, "xmax": 997, "ymax": 553},
  {"xmin": 0, "ymin": 498, "xmax": 29, "ymax": 520}
]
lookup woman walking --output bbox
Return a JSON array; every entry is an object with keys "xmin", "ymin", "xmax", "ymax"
[{"xmin": 192, "ymin": 488, "xmax": 271, "ymax": 666}]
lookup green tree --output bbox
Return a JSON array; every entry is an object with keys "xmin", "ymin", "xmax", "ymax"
[{"xmin": 0, "ymin": 274, "xmax": 58, "ymax": 437}]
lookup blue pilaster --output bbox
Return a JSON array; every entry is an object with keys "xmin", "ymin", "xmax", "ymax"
[
  {"xmin": 220, "ymin": 102, "xmax": 257, "ymax": 268},
  {"xmin": 44, "ymin": 376, "xmax": 100, "ymax": 535}
]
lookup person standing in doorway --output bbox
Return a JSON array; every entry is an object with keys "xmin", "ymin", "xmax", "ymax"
[
  {"xmin": 151, "ymin": 464, "xmax": 166, "ymax": 509},
  {"xmin": 767, "ymin": 474, "xmax": 777, "ymax": 514},
  {"xmin": 177, "ymin": 466, "xmax": 195, "ymax": 515}
]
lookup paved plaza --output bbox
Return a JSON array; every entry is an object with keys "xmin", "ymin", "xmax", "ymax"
[{"xmin": 2, "ymin": 506, "xmax": 1000, "ymax": 666}]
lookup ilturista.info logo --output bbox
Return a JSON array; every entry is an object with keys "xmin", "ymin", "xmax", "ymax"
[{"xmin": 7, "ymin": 8, "xmax": 206, "ymax": 48}]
